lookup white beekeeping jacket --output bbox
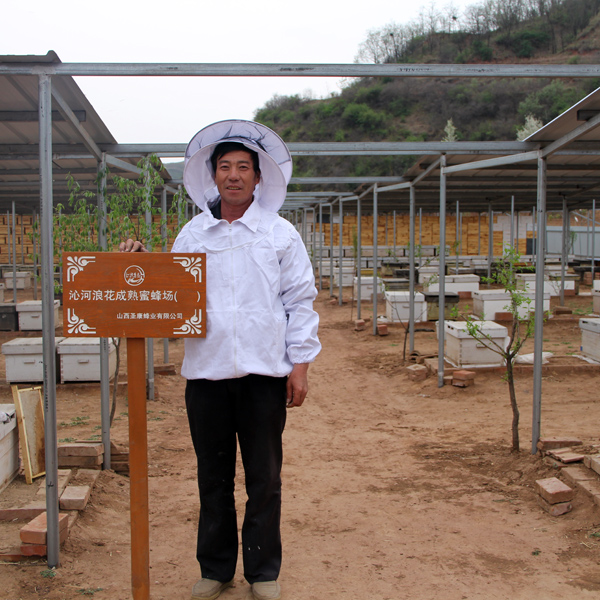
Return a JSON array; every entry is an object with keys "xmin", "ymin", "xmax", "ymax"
[{"xmin": 171, "ymin": 199, "xmax": 321, "ymax": 381}]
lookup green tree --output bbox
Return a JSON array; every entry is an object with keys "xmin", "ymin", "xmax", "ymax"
[{"xmin": 451, "ymin": 246, "xmax": 536, "ymax": 453}]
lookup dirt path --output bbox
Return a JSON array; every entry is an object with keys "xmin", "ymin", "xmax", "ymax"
[{"xmin": 2, "ymin": 289, "xmax": 600, "ymax": 599}]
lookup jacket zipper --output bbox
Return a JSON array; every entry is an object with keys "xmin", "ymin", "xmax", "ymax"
[{"xmin": 229, "ymin": 223, "xmax": 238, "ymax": 377}]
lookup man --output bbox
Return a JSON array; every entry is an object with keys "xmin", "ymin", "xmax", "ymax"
[{"xmin": 121, "ymin": 120, "xmax": 321, "ymax": 600}]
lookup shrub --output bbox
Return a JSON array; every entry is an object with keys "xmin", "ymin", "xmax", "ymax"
[{"xmin": 341, "ymin": 103, "xmax": 388, "ymax": 133}]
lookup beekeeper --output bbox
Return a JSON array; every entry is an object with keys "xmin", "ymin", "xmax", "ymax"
[{"xmin": 121, "ymin": 119, "xmax": 321, "ymax": 600}]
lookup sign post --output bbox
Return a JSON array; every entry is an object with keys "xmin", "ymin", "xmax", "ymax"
[{"xmin": 63, "ymin": 252, "xmax": 206, "ymax": 600}]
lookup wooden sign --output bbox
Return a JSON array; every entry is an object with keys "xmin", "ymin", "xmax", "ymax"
[{"xmin": 62, "ymin": 252, "xmax": 206, "ymax": 338}]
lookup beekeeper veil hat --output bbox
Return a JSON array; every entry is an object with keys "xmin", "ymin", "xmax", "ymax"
[{"xmin": 183, "ymin": 120, "xmax": 292, "ymax": 213}]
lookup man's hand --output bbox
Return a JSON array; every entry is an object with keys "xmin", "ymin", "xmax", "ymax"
[
  {"xmin": 118, "ymin": 239, "xmax": 148, "ymax": 252},
  {"xmin": 286, "ymin": 363, "xmax": 309, "ymax": 408}
]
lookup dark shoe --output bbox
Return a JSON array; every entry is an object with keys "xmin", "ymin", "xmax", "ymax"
[
  {"xmin": 251, "ymin": 580, "xmax": 281, "ymax": 600},
  {"xmin": 191, "ymin": 578, "xmax": 233, "ymax": 600}
]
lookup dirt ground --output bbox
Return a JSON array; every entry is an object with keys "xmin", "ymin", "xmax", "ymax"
[{"xmin": 1, "ymin": 285, "xmax": 600, "ymax": 600}]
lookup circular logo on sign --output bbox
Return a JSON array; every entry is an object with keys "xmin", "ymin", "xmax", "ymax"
[{"xmin": 124, "ymin": 265, "xmax": 145, "ymax": 287}]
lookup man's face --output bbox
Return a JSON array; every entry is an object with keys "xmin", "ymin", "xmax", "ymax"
[{"xmin": 214, "ymin": 150, "xmax": 260, "ymax": 209}]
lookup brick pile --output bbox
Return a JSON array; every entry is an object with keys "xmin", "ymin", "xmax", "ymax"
[
  {"xmin": 110, "ymin": 441, "xmax": 130, "ymax": 476},
  {"xmin": 406, "ymin": 364, "xmax": 428, "ymax": 382},
  {"xmin": 536, "ymin": 437, "xmax": 600, "ymax": 510},
  {"xmin": 58, "ymin": 442, "xmax": 103, "ymax": 469},
  {"xmin": 56, "ymin": 441, "xmax": 129, "ymax": 475},
  {"xmin": 20, "ymin": 511, "xmax": 70, "ymax": 556},
  {"xmin": 535, "ymin": 477, "xmax": 574, "ymax": 516},
  {"xmin": 452, "ymin": 370, "xmax": 475, "ymax": 388}
]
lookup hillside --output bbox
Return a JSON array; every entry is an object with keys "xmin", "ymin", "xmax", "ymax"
[{"xmin": 253, "ymin": 0, "xmax": 600, "ymax": 181}]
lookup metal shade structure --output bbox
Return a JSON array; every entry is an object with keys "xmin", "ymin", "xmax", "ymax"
[{"xmin": 3, "ymin": 52, "xmax": 600, "ymax": 598}]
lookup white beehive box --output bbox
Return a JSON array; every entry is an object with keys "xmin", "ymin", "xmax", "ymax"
[
  {"xmin": 2, "ymin": 336, "xmax": 64, "ymax": 383},
  {"xmin": 16, "ymin": 300, "xmax": 60, "ymax": 331},
  {"xmin": 592, "ymin": 289, "xmax": 600, "ymax": 315},
  {"xmin": 3, "ymin": 272, "xmax": 31, "ymax": 289},
  {"xmin": 472, "ymin": 289, "xmax": 549, "ymax": 320},
  {"xmin": 443, "ymin": 320, "xmax": 508, "ymax": 368},
  {"xmin": 516, "ymin": 273, "xmax": 565, "ymax": 296},
  {"xmin": 57, "ymin": 338, "xmax": 116, "ymax": 384},
  {"xmin": 0, "ymin": 403, "xmax": 19, "ymax": 492},
  {"xmin": 418, "ymin": 266, "xmax": 439, "ymax": 285},
  {"xmin": 332, "ymin": 267, "xmax": 355, "ymax": 287},
  {"xmin": 424, "ymin": 274, "xmax": 480, "ymax": 294},
  {"xmin": 579, "ymin": 318, "xmax": 600, "ymax": 362},
  {"xmin": 353, "ymin": 277, "xmax": 384, "ymax": 301},
  {"xmin": 385, "ymin": 291, "xmax": 427, "ymax": 322}
]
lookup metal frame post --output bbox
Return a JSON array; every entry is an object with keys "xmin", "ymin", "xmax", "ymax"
[
  {"xmin": 455, "ymin": 201, "xmax": 460, "ymax": 274},
  {"xmin": 438, "ymin": 157, "xmax": 447, "ymax": 386},
  {"xmin": 532, "ymin": 156, "xmax": 547, "ymax": 454},
  {"xmin": 372, "ymin": 184, "xmax": 379, "ymax": 335},
  {"xmin": 409, "ymin": 186, "xmax": 416, "ymax": 353},
  {"xmin": 516, "ymin": 208, "xmax": 520, "ymax": 254},
  {"xmin": 338, "ymin": 201, "xmax": 344, "ymax": 306},
  {"xmin": 33, "ymin": 210, "xmax": 38, "ymax": 300},
  {"xmin": 532, "ymin": 206, "xmax": 537, "ymax": 261},
  {"xmin": 11, "ymin": 201, "xmax": 17, "ymax": 303},
  {"xmin": 318, "ymin": 203, "xmax": 323, "ymax": 291},
  {"xmin": 21, "ymin": 217, "xmax": 25, "ymax": 266},
  {"xmin": 592, "ymin": 199, "xmax": 596, "ymax": 282},
  {"xmin": 487, "ymin": 202, "xmax": 493, "ymax": 284},
  {"xmin": 357, "ymin": 196, "xmax": 362, "ymax": 319},
  {"xmin": 393, "ymin": 210, "xmax": 396, "ymax": 257},
  {"xmin": 161, "ymin": 188, "xmax": 169, "ymax": 363},
  {"xmin": 39, "ymin": 73, "xmax": 59, "ymax": 568},
  {"xmin": 329, "ymin": 204, "xmax": 334, "ymax": 298},
  {"xmin": 419, "ymin": 208, "xmax": 422, "ymax": 266},
  {"xmin": 510, "ymin": 196, "xmax": 515, "ymax": 249},
  {"xmin": 145, "ymin": 202, "xmax": 154, "ymax": 402},
  {"xmin": 560, "ymin": 197, "xmax": 568, "ymax": 306},
  {"xmin": 97, "ymin": 153, "xmax": 111, "ymax": 469}
]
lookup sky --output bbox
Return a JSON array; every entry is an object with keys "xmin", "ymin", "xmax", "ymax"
[{"xmin": 3, "ymin": 0, "xmax": 476, "ymax": 146}]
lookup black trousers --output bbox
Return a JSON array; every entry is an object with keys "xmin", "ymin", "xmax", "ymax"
[{"xmin": 185, "ymin": 374, "xmax": 287, "ymax": 584}]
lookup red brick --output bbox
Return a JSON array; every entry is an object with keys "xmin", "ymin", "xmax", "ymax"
[
  {"xmin": 60, "ymin": 485, "xmax": 92, "ymax": 511},
  {"xmin": 452, "ymin": 379, "xmax": 474, "ymax": 388},
  {"xmin": 20, "ymin": 527, "xmax": 69, "ymax": 557},
  {"xmin": 354, "ymin": 319, "xmax": 365, "ymax": 331},
  {"xmin": 57, "ymin": 455, "xmax": 103, "ymax": 467},
  {"xmin": 377, "ymin": 323, "xmax": 389, "ymax": 336},
  {"xmin": 537, "ymin": 437, "xmax": 583, "ymax": 453},
  {"xmin": 406, "ymin": 364, "xmax": 428, "ymax": 382},
  {"xmin": 535, "ymin": 477, "xmax": 574, "ymax": 504},
  {"xmin": 562, "ymin": 467, "xmax": 597, "ymax": 487},
  {"xmin": 543, "ymin": 456, "xmax": 570, "ymax": 469},
  {"xmin": 585, "ymin": 455, "xmax": 600, "ymax": 476},
  {"xmin": 458, "ymin": 291, "xmax": 472, "ymax": 299},
  {"xmin": 452, "ymin": 369, "xmax": 475, "ymax": 381},
  {"xmin": 546, "ymin": 449, "xmax": 585, "ymax": 463},
  {"xmin": 57, "ymin": 442, "xmax": 103, "ymax": 457},
  {"xmin": 0, "ymin": 504, "xmax": 45, "ymax": 522},
  {"xmin": 20, "ymin": 512, "xmax": 69, "ymax": 545},
  {"xmin": 536, "ymin": 496, "xmax": 573, "ymax": 516},
  {"xmin": 20, "ymin": 543, "xmax": 48, "ymax": 557},
  {"xmin": 553, "ymin": 306, "xmax": 573, "ymax": 315},
  {"xmin": 154, "ymin": 363, "xmax": 176, "ymax": 375},
  {"xmin": 577, "ymin": 479, "xmax": 600, "ymax": 504},
  {"xmin": 494, "ymin": 311, "xmax": 513, "ymax": 321}
]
